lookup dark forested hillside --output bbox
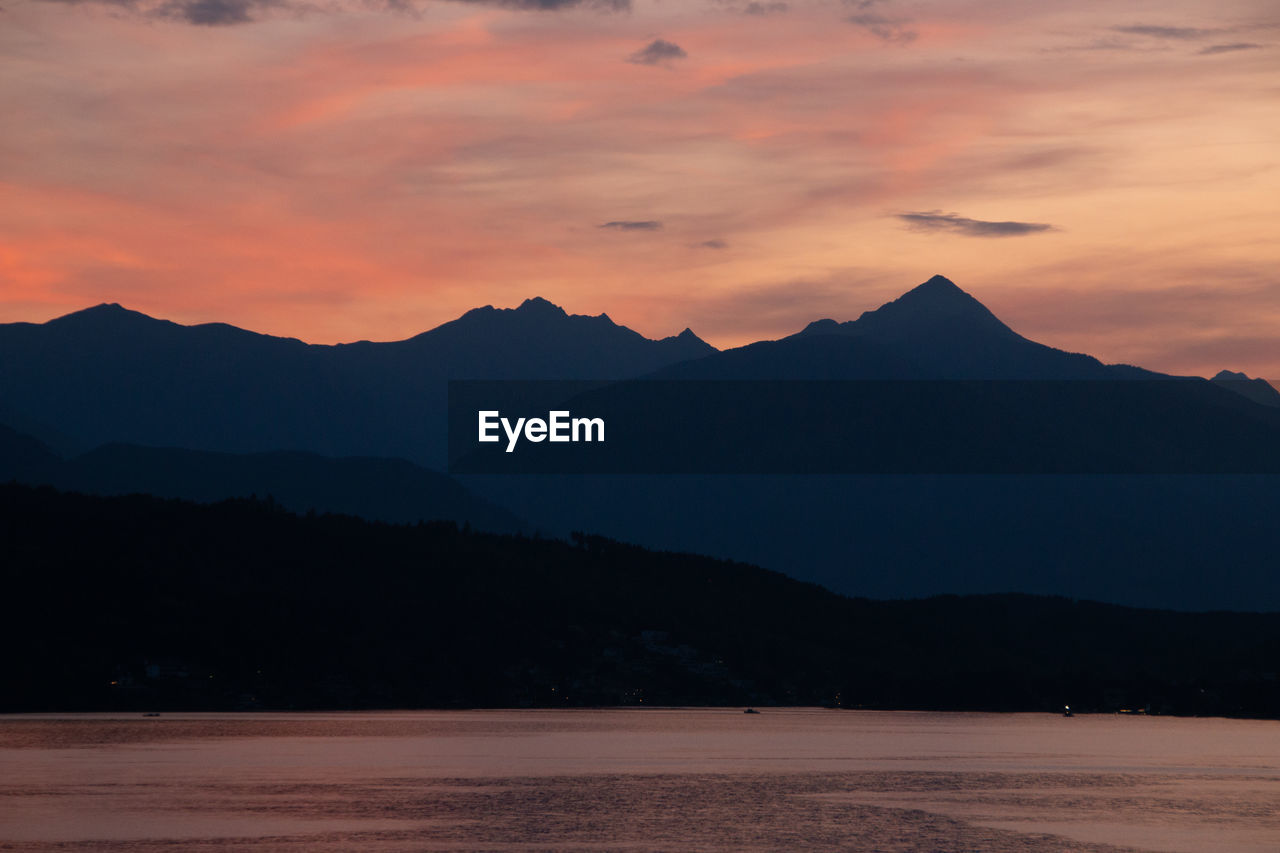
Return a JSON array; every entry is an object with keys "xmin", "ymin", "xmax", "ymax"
[{"xmin": 5, "ymin": 483, "xmax": 1280, "ymax": 718}]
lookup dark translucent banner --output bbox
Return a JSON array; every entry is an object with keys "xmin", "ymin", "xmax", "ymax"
[{"xmin": 447, "ymin": 379, "xmax": 1280, "ymax": 474}]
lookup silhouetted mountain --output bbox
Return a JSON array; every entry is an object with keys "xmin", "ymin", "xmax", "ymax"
[
  {"xmin": 0, "ymin": 402, "xmax": 85, "ymax": 457},
  {"xmin": 6, "ymin": 279, "xmax": 1279, "ymax": 613},
  {"xmin": 661, "ymin": 275, "xmax": 1156, "ymax": 380},
  {"xmin": 800, "ymin": 274, "xmax": 1015, "ymax": 341},
  {"xmin": 7, "ymin": 483, "xmax": 1280, "ymax": 716},
  {"xmin": 0, "ymin": 423, "xmax": 61, "ymax": 482},
  {"xmin": 474, "ymin": 471, "xmax": 1280, "ymax": 611},
  {"xmin": 1213, "ymin": 370, "xmax": 1280, "ymax": 408},
  {"xmin": 0, "ymin": 420, "xmax": 519, "ymax": 532},
  {"xmin": 0, "ymin": 299, "xmax": 713, "ymax": 467},
  {"xmin": 652, "ymin": 335, "xmax": 925, "ymax": 379},
  {"xmin": 457, "ymin": 276, "xmax": 1280, "ymax": 610},
  {"xmin": 392, "ymin": 296, "xmax": 713, "ymax": 375},
  {"xmin": 60, "ymin": 443, "xmax": 521, "ymax": 531},
  {"xmin": 800, "ymin": 274, "xmax": 1144, "ymax": 378}
]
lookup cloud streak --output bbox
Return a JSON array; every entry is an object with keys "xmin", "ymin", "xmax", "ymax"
[
  {"xmin": 600, "ymin": 220, "xmax": 663, "ymax": 231},
  {"xmin": 897, "ymin": 212, "xmax": 1054, "ymax": 238},
  {"xmin": 1112, "ymin": 24, "xmax": 1215, "ymax": 40},
  {"xmin": 844, "ymin": 0, "xmax": 914, "ymax": 44},
  {"xmin": 1198, "ymin": 42, "xmax": 1263, "ymax": 55},
  {"xmin": 847, "ymin": 11, "xmax": 916, "ymax": 44},
  {"xmin": 742, "ymin": 2, "xmax": 787, "ymax": 15},
  {"xmin": 452, "ymin": 0, "xmax": 629, "ymax": 9},
  {"xmin": 32, "ymin": 0, "xmax": 630, "ymax": 24},
  {"xmin": 626, "ymin": 39, "xmax": 688, "ymax": 66},
  {"xmin": 156, "ymin": 0, "xmax": 263, "ymax": 25}
]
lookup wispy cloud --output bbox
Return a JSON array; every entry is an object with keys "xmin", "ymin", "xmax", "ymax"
[
  {"xmin": 155, "ymin": 0, "xmax": 263, "ymax": 25},
  {"xmin": 897, "ymin": 212, "xmax": 1054, "ymax": 238},
  {"xmin": 451, "ymin": 0, "xmax": 629, "ymax": 9},
  {"xmin": 847, "ymin": 12, "xmax": 916, "ymax": 44},
  {"xmin": 600, "ymin": 220, "xmax": 663, "ymax": 231},
  {"xmin": 845, "ymin": 0, "xmax": 914, "ymax": 44},
  {"xmin": 627, "ymin": 39, "xmax": 688, "ymax": 66},
  {"xmin": 1060, "ymin": 26, "xmax": 1262, "ymax": 56},
  {"xmin": 697, "ymin": 239, "xmax": 729, "ymax": 249},
  {"xmin": 742, "ymin": 1, "xmax": 787, "ymax": 15},
  {"xmin": 33, "ymin": 0, "xmax": 630, "ymax": 24},
  {"xmin": 1198, "ymin": 42, "xmax": 1264, "ymax": 55},
  {"xmin": 34, "ymin": 0, "xmax": 137, "ymax": 6},
  {"xmin": 1112, "ymin": 24, "xmax": 1215, "ymax": 40},
  {"xmin": 37, "ymin": 0, "xmax": 278, "ymax": 27}
]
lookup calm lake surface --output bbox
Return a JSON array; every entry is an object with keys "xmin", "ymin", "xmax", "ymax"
[{"xmin": 2, "ymin": 709, "xmax": 1279, "ymax": 852}]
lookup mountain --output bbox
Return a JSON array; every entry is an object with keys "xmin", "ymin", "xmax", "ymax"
[
  {"xmin": 390, "ymin": 296, "xmax": 712, "ymax": 376},
  {"xmin": 58, "ymin": 443, "xmax": 522, "ymax": 531},
  {"xmin": 1213, "ymin": 370, "xmax": 1280, "ymax": 408},
  {"xmin": 796, "ymin": 274, "xmax": 1159, "ymax": 378},
  {"xmin": 0, "ymin": 299, "xmax": 714, "ymax": 467},
  {"xmin": 502, "ymin": 275, "xmax": 1280, "ymax": 476},
  {"xmin": 0, "ymin": 422, "xmax": 62, "ymax": 482},
  {"xmin": 657, "ymin": 275, "xmax": 1156, "ymax": 380},
  {"xmin": 457, "ymin": 275, "xmax": 1280, "ymax": 610},
  {"xmin": 6, "ymin": 278, "xmax": 1280, "ymax": 612},
  {"xmin": 0, "ymin": 420, "xmax": 519, "ymax": 532}
]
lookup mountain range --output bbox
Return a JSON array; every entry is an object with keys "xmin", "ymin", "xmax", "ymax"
[
  {"xmin": 3, "ymin": 276, "xmax": 1278, "ymax": 610},
  {"xmin": 0, "ymin": 296, "xmax": 713, "ymax": 465}
]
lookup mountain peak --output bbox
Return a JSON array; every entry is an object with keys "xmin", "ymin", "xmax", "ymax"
[
  {"xmin": 66, "ymin": 302, "xmax": 131, "ymax": 318},
  {"xmin": 918, "ymin": 274, "xmax": 961, "ymax": 291},
  {"xmin": 790, "ymin": 276, "xmax": 1002, "ymax": 340},
  {"xmin": 1211, "ymin": 370, "xmax": 1280, "ymax": 408},
  {"xmin": 799, "ymin": 318, "xmax": 841, "ymax": 336},
  {"xmin": 48, "ymin": 302, "xmax": 163, "ymax": 329},
  {"xmin": 893, "ymin": 274, "xmax": 981, "ymax": 311},
  {"xmin": 516, "ymin": 296, "xmax": 568, "ymax": 317},
  {"xmin": 855, "ymin": 274, "xmax": 1014, "ymax": 334},
  {"xmin": 657, "ymin": 327, "xmax": 716, "ymax": 356}
]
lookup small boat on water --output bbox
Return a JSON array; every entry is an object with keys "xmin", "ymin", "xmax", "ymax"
[{"xmin": 744, "ymin": 708, "xmax": 761, "ymax": 715}]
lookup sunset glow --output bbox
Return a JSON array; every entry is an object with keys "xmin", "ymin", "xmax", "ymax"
[{"xmin": 3, "ymin": 0, "xmax": 1277, "ymax": 376}]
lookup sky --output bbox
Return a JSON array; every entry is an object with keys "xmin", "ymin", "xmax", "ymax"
[{"xmin": 2, "ymin": 0, "xmax": 1277, "ymax": 378}]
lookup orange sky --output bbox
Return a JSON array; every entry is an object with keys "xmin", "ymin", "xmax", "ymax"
[{"xmin": 2, "ymin": 0, "xmax": 1277, "ymax": 377}]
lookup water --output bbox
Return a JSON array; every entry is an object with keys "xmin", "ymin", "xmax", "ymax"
[{"xmin": 2, "ymin": 709, "xmax": 1279, "ymax": 851}]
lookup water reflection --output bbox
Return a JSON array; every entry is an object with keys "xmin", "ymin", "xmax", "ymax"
[{"xmin": 2, "ymin": 709, "xmax": 1279, "ymax": 851}]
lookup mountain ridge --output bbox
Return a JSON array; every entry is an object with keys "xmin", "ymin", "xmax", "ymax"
[
  {"xmin": 0, "ymin": 422, "xmax": 520, "ymax": 532},
  {"xmin": 4, "ymin": 277, "xmax": 1280, "ymax": 612},
  {"xmin": 773, "ymin": 274, "xmax": 1152, "ymax": 380},
  {"xmin": 1212, "ymin": 369, "xmax": 1280, "ymax": 408},
  {"xmin": 0, "ymin": 296, "xmax": 717, "ymax": 466},
  {"xmin": 23, "ymin": 284, "xmax": 1274, "ymax": 390}
]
